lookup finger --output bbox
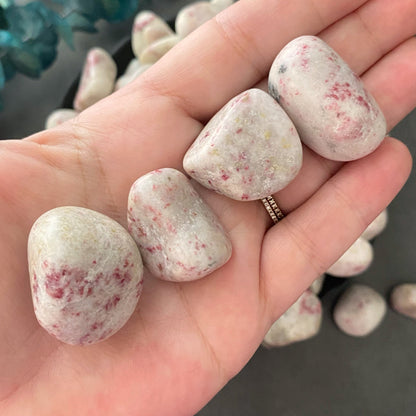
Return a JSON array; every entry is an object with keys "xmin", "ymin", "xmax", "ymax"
[
  {"xmin": 362, "ymin": 37, "xmax": 416, "ymax": 130},
  {"xmin": 319, "ymin": 0, "xmax": 416, "ymax": 75},
  {"xmin": 261, "ymin": 137, "xmax": 412, "ymax": 321},
  {"xmin": 269, "ymin": 37, "xmax": 416, "ymax": 216},
  {"xmin": 139, "ymin": 0, "xmax": 368, "ymax": 120}
]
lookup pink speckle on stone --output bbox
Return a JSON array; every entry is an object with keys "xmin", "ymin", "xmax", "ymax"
[
  {"xmin": 269, "ymin": 35, "xmax": 386, "ymax": 161},
  {"xmin": 263, "ymin": 290, "xmax": 322, "ymax": 347},
  {"xmin": 73, "ymin": 48, "xmax": 117, "ymax": 112},
  {"xmin": 28, "ymin": 206, "xmax": 144, "ymax": 345},
  {"xmin": 334, "ymin": 284, "xmax": 386, "ymax": 337},
  {"xmin": 128, "ymin": 168, "xmax": 232, "ymax": 282},
  {"xmin": 183, "ymin": 88, "xmax": 303, "ymax": 201}
]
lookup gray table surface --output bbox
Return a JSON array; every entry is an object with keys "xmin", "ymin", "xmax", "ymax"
[{"xmin": 1, "ymin": 1, "xmax": 415, "ymax": 415}]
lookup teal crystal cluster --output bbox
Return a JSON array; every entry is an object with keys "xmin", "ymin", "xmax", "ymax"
[{"xmin": 0, "ymin": 0, "xmax": 142, "ymax": 109}]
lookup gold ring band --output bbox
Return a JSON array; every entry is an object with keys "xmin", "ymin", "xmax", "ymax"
[{"xmin": 261, "ymin": 195, "xmax": 284, "ymax": 224}]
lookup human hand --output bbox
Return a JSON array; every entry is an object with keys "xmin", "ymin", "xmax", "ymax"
[{"xmin": 1, "ymin": 0, "xmax": 415, "ymax": 414}]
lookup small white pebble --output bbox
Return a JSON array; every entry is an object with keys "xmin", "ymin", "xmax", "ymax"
[
  {"xmin": 210, "ymin": 0, "xmax": 234, "ymax": 13},
  {"xmin": 128, "ymin": 168, "xmax": 232, "ymax": 282},
  {"xmin": 175, "ymin": 1, "xmax": 217, "ymax": 38},
  {"xmin": 115, "ymin": 64, "xmax": 152, "ymax": 91},
  {"xmin": 183, "ymin": 89, "xmax": 303, "ymax": 201},
  {"xmin": 326, "ymin": 237, "xmax": 373, "ymax": 277},
  {"xmin": 390, "ymin": 284, "xmax": 416, "ymax": 320},
  {"xmin": 333, "ymin": 284, "xmax": 386, "ymax": 337},
  {"xmin": 131, "ymin": 11, "xmax": 174, "ymax": 59},
  {"xmin": 28, "ymin": 206, "xmax": 144, "ymax": 345},
  {"xmin": 45, "ymin": 109, "xmax": 78, "ymax": 129},
  {"xmin": 361, "ymin": 209, "xmax": 388, "ymax": 240},
  {"xmin": 139, "ymin": 35, "xmax": 180, "ymax": 64},
  {"xmin": 263, "ymin": 291, "xmax": 322, "ymax": 347},
  {"xmin": 269, "ymin": 36, "xmax": 386, "ymax": 161},
  {"xmin": 310, "ymin": 275, "xmax": 325, "ymax": 295},
  {"xmin": 73, "ymin": 47, "xmax": 117, "ymax": 111}
]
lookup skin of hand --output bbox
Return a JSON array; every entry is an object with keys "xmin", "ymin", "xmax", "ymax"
[{"xmin": 0, "ymin": 0, "xmax": 415, "ymax": 414}]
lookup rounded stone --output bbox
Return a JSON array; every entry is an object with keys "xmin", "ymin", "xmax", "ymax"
[
  {"xmin": 269, "ymin": 35, "xmax": 386, "ymax": 161},
  {"xmin": 310, "ymin": 275, "xmax": 325, "ymax": 295},
  {"xmin": 131, "ymin": 11, "xmax": 174, "ymax": 58},
  {"xmin": 45, "ymin": 109, "xmax": 78, "ymax": 129},
  {"xmin": 361, "ymin": 209, "xmax": 388, "ymax": 240},
  {"xmin": 333, "ymin": 284, "xmax": 386, "ymax": 337},
  {"xmin": 175, "ymin": 1, "xmax": 217, "ymax": 38},
  {"xmin": 128, "ymin": 168, "xmax": 232, "ymax": 282},
  {"xmin": 73, "ymin": 48, "xmax": 117, "ymax": 111},
  {"xmin": 183, "ymin": 88, "xmax": 303, "ymax": 201},
  {"xmin": 263, "ymin": 291, "xmax": 322, "ymax": 347},
  {"xmin": 326, "ymin": 237, "xmax": 373, "ymax": 277},
  {"xmin": 28, "ymin": 206, "xmax": 144, "ymax": 345},
  {"xmin": 139, "ymin": 35, "xmax": 179, "ymax": 64},
  {"xmin": 390, "ymin": 284, "xmax": 416, "ymax": 320}
]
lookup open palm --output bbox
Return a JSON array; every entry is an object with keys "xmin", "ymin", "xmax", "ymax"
[{"xmin": 1, "ymin": 0, "xmax": 416, "ymax": 414}]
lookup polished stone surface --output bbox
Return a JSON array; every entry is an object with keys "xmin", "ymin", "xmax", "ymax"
[{"xmin": 1, "ymin": 1, "xmax": 416, "ymax": 414}]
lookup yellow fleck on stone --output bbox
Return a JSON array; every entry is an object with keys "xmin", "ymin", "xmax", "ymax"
[
  {"xmin": 210, "ymin": 148, "xmax": 220, "ymax": 156},
  {"xmin": 264, "ymin": 130, "xmax": 271, "ymax": 140},
  {"xmin": 259, "ymin": 112, "xmax": 266, "ymax": 118},
  {"xmin": 234, "ymin": 117, "xmax": 241, "ymax": 123},
  {"xmin": 281, "ymin": 138, "xmax": 292, "ymax": 149}
]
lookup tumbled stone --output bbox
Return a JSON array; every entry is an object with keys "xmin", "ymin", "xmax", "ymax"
[
  {"xmin": 361, "ymin": 209, "xmax": 388, "ymax": 240},
  {"xmin": 263, "ymin": 290, "xmax": 322, "ymax": 347},
  {"xmin": 45, "ymin": 109, "xmax": 78, "ymax": 129},
  {"xmin": 175, "ymin": 1, "xmax": 217, "ymax": 38},
  {"xmin": 269, "ymin": 36, "xmax": 386, "ymax": 161},
  {"xmin": 310, "ymin": 275, "xmax": 325, "ymax": 295},
  {"xmin": 115, "ymin": 63, "xmax": 152, "ymax": 91},
  {"xmin": 210, "ymin": 0, "xmax": 234, "ymax": 13},
  {"xmin": 127, "ymin": 168, "xmax": 232, "ymax": 282},
  {"xmin": 139, "ymin": 35, "xmax": 180, "ymax": 64},
  {"xmin": 326, "ymin": 237, "xmax": 373, "ymax": 277},
  {"xmin": 28, "ymin": 206, "xmax": 144, "ymax": 345},
  {"xmin": 73, "ymin": 48, "xmax": 117, "ymax": 111},
  {"xmin": 183, "ymin": 89, "xmax": 303, "ymax": 201},
  {"xmin": 131, "ymin": 11, "xmax": 174, "ymax": 59},
  {"xmin": 390, "ymin": 284, "xmax": 416, "ymax": 320},
  {"xmin": 334, "ymin": 284, "xmax": 386, "ymax": 337}
]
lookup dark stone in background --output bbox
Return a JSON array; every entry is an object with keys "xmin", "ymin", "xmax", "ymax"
[{"xmin": 1, "ymin": 1, "xmax": 416, "ymax": 414}]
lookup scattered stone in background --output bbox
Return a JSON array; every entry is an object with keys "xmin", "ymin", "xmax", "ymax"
[
  {"xmin": 263, "ymin": 290, "xmax": 322, "ymax": 347},
  {"xmin": 45, "ymin": 108, "xmax": 79, "ymax": 129},
  {"xmin": 333, "ymin": 284, "xmax": 386, "ymax": 337},
  {"xmin": 361, "ymin": 209, "xmax": 388, "ymax": 240},
  {"xmin": 390, "ymin": 284, "xmax": 416, "ymax": 320},
  {"xmin": 326, "ymin": 237, "xmax": 374, "ymax": 278},
  {"xmin": 310, "ymin": 275, "xmax": 325, "ymax": 295},
  {"xmin": 73, "ymin": 47, "xmax": 117, "ymax": 111}
]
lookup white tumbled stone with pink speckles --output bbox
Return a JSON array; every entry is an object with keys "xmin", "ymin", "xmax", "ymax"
[
  {"xmin": 326, "ymin": 237, "xmax": 373, "ymax": 277},
  {"xmin": 361, "ymin": 209, "xmax": 388, "ymax": 240},
  {"xmin": 334, "ymin": 284, "xmax": 386, "ymax": 337},
  {"xmin": 131, "ymin": 11, "xmax": 174, "ymax": 59},
  {"xmin": 175, "ymin": 1, "xmax": 217, "ymax": 38},
  {"xmin": 73, "ymin": 48, "xmax": 117, "ymax": 111},
  {"xmin": 183, "ymin": 89, "xmax": 303, "ymax": 201},
  {"xmin": 128, "ymin": 168, "xmax": 232, "ymax": 282},
  {"xmin": 28, "ymin": 206, "xmax": 144, "ymax": 346},
  {"xmin": 269, "ymin": 36, "xmax": 386, "ymax": 161},
  {"xmin": 263, "ymin": 290, "xmax": 322, "ymax": 347},
  {"xmin": 390, "ymin": 284, "xmax": 416, "ymax": 320},
  {"xmin": 45, "ymin": 109, "xmax": 78, "ymax": 129}
]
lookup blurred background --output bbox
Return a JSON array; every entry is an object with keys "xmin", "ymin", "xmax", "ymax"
[{"xmin": 1, "ymin": 1, "xmax": 415, "ymax": 414}]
